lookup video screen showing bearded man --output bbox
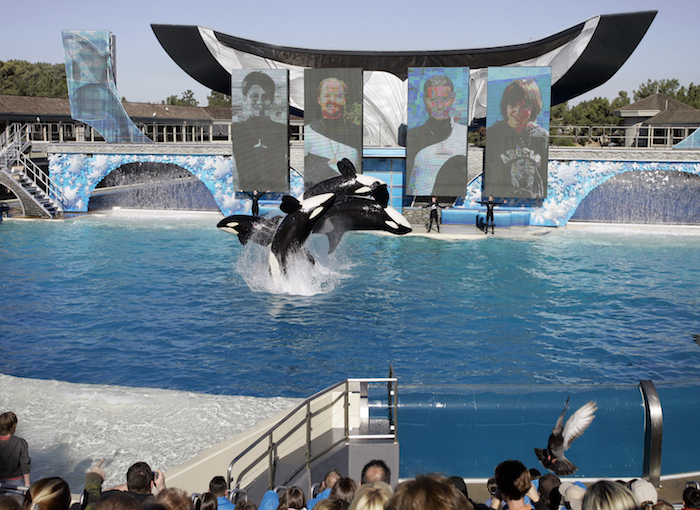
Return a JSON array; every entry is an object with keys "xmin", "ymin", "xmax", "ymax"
[
  {"xmin": 407, "ymin": 67, "xmax": 469, "ymax": 197},
  {"xmin": 484, "ymin": 67, "xmax": 551, "ymax": 199},
  {"xmin": 304, "ymin": 68, "xmax": 363, "ymax": 187},
  {"xmin": 232, "ymin": 70, "xmax": 289, "ymax": 192}
]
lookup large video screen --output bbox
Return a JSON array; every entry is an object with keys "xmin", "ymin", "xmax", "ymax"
[
  {"xmin": 304, "ymin": 68, "xmax": 363, "ymax": 187},
  {"xmin": 232, "ymin": 69, "xmax": 289, "ymax": 192},
  {"xmin": 62, "ymin": 30, "xmax": 151, "ymax": 144},
  {"xmin": 406, "ymin": 67, "xmax": 469, "ymax": 197},
  {"xmin": 484, "ymin": 67, "xmax": 551, "ymax": 199}
]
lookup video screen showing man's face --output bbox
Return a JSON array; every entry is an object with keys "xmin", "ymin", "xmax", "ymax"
[
  {"xmin": 232, "ymin": 69, "xmax": 289, "ymax": 192},
  {"xmin": 484, "ymin": 67, "xmax": 551, "ymax": 199},
  {"xmin": 304, "ymin": 68, "xmax": 363, "ymax": 188},
  {"xmin": 406, "ymin": 67, "xmax": 469, "ymax": 197}
]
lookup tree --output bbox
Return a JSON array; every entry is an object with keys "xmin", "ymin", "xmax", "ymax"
[
  {"xmin": 610, "ymin": 90, "xmax": 630, "ymax": 110},
  {"xmin": 207, "ymin": 90, "xmax": 231, "ymax": 107},
  {"xmin": 162, "ymin": 90, "xmax": 199, "ymax": 107},
  {"xmin": 0, "ymin": 60, "xmax": 68, "ymax": 98},
  {"xmin": 633, "ymin": 78, "xmax": 680, "ymax": 101},
  {"xmin": 675, "ymin": 83, "xmax": 700, "ymax": 109}
]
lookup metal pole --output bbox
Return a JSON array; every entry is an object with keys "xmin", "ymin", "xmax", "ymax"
[{"xmin": 639, "ymin": 380, "xmax": 663, "ymax": 487}]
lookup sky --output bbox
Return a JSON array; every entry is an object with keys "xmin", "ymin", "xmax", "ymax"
[{"xmin": 1, "ymin": 0, "xmax": 698, "ymax": 107}]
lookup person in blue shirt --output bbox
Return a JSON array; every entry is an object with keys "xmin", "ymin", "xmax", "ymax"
[
  {"xmin": 308, "ymin": 469, "xmax": 342, "ymax": 510},
  {"xmin": 209, "ymin": 476, "xmax": 235, "ymax": 510}
]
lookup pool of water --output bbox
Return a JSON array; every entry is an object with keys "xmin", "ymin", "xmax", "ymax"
[{"xmin": 1, "ymin": 212, "xmax": 699, "ymax": 483}]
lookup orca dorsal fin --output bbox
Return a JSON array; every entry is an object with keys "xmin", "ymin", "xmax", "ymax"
[
  {"xmin": 280, "ymin": 195, "xmax": 302, "ymax": 214},
  {"xmin": 337, "ymin": 158, "xmax": 357, "ymax": 179},
  {"xmin": 371, "ymin": 182, "xmax": 390, "ymax": 208}
]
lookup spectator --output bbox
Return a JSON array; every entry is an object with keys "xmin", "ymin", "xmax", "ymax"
[
  {"xmin": 559, "ymin": 483, "xmax": 587, "ymax": 510},
  {"xmin": 682, "ymin": 487, "xmax": 700, "ymax": 510},
  {"xmin": 308, "ymin": 470, "xmax": 342, "ymax": 510},
  {"xmin": 93, "ymin": 493, "xmax": 142, "ymax": 510},
  {"xmin": 278, "ymin": 487, "xmax": 306, "ymax": 510},
  {"xmin": 209, "ymin": 476, "xmax": 234, "ymax": 510},
  {"xmin": 629, "ymin": 480, "xmax": 657, "ymax": 509},
  {"xmin": 360, "ymin": 461, "xmax": 391, "ymax": 486},
  {"xmin": 235, "ymin": 503, "xmax": 257, "ymax": 510},
  {"xmin": 329, "ymin": 478, "xmax": 356, "ymax": 505},
  {"xmin": 0, "ymin": 495, "xmax": 21, "ymax": 510},
  {"xmin": 348, "ymin": 482, "xmax": 392, "ymax": 510},
  {"xmin": 536, "ymin": 474, "xmax": 561, "ymax": 510},
  {"xmin": 581, "ymin": 481, "xmax": 638, "ymax": 510},
  {"xmin": 448, "ymin": 476, "xmax": 488, "ymax": 510},
  {"xmin": 90, "ymin": 461, "xmax": 166, "ymax": 509},
  {"xmin": 391, "ymin": 474, "xmax": 472, "ymax": 510},
  {"xmin": 153, "ymin": 488, "xmax": 190, "ymax": 510},
  {"xmin": 199, "ymin": 492, "xmax": 218, "ymax": 510},
  {"xmin": 21, "ymin": 478, "xmax": 70, "ymax": 510},
  {"xmin": 314, "ymin": 500, "xmax": 347, "ymax": 510},
  {"xmin": 0, "ymin": 412, "xmax": 31, "ymax": 488},
  {"xmin": 491, "ymin": 460, "xmax": 545, "ymax": 510}
]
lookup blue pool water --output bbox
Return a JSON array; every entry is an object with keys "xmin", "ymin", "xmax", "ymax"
[{"xmin": 1, "ymin": 212, "xmax": 700, "ymax": 481}]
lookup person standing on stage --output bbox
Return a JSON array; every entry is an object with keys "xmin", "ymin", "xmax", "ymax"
[
  {"xmin": 424, "ymin": 196, "xmax": 448, "ymax": 233},
  {"xmin": 240, "ymin": 189, "xmax": 269, "ymax": 216},
  {"xmin": 478, "ymin": 195, "xmax": 508, "ymax": 234}
]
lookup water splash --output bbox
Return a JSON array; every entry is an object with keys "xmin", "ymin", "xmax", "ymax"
[{"xmin": 235, "ymin": 239, "xmax": 351, "ymax": 296}]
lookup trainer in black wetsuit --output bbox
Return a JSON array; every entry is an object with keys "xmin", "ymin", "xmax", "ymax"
[
  {"xmin": 423, "ymin": 196, "xmax": 447, "ymax": 233},
  {"xmin": 478, "ymin": 195, "xmax": 508, "ymax": 234},
  {"xmin": 241, "ymin": 189, "xmax": 268, "ymax": 216}
]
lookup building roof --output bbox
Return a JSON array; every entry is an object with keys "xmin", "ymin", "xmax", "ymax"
[
  {"xmin": 615, "ymin": 93, "xmax": 695, "ymax": 118},
  {"xmin": 644, "ymin": 108, "xmax": 700, "ymax": 126},
  {"xmin": 0, "ymin": 95, "xmax": 71, "ymax": 116}
]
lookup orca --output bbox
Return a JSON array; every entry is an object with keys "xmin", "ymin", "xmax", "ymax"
[
  {"xmin": 313, "ymin": 195, "xmax": 412, "ymax": 253},
  {"xmin": 304, "ymin": 158, "xmax": 390, "ymax": 207},
  {"xmin": 269, "ymin": 193, "xmax": 336, "ymax": 275},
  {"xmin": 216, "ymin": 214, "xmax": 280, "ymax": 246}
]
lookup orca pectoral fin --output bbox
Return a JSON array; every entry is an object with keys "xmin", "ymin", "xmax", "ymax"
[{"xmin": 371, "ymin": 182, "xmax": 390, "ymax": 208}]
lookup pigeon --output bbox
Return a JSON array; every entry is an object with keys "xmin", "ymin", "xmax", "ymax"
[{"xmin": 534, "ymin": 396, "xmax": 597, "ymax": 476}]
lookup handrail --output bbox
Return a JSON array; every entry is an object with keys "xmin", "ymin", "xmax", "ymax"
[
  {"xmin": 639, "ymin": 380, "xmax": 663, "ymax": 487},
  {"xmin": 227, "ymin": 377, "xmax": 398, "ymax": 493}
]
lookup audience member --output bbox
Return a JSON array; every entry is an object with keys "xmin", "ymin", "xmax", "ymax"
[
  {"xmin": 209, "ymin": 476, "xmax": 235, "ymax": 510},
  {"xmin": 559, "ymin": 483, "xmax": 586, "ymax": 510},
  {"xmin": 0, "ymin": 495, "xmax": 21, "ymax": 510},
  {"xmin": 0, "ymin": 412, "xmax": 31, "ymax": 488},
  {"xmin": 391, "ymin": 474, "xmax": 472, "ymax": 510},
  {"xmin": 199, "ymin": 492, "xmax": 218, "ymax": 510},
  {"xmin": 21, "ymin": 478, "xmax": 70, "ymax": 510},
  {"xmin": 529, "ymin": 470, "xmax": 541, "ymax": 483},
  {"xmin": 236, "ymin": 502, "xmax": 258, "ymax": 510},
  {"xmin": 94, "ymin": 461, "xmax": 166, "ymax": 509},
  {"xmin": 308, "ymin": 470, "xmax": 342, "ymax": 510},
  {"xmin": 682, "ymin": 487, "xmax": 700, "ymax": 510},
  {"xmin": 278, "ymin": 487, "xmax": 306, "ymax": 510},
  {"xmin": 491, "ymin": 460, "xmax": 545, "ymax": 510},
  {"xmin": 329, "ymin": 478, "xmax": 356, "ymax": 505},
  {"xmin": 348, "ymin": 482, "xmax": 392, "ymax": 510},
  {"xmin": 629, "ymin": 480, "xmax": 657, "ymax": 508},
  {"xmin": 581, "ymin": 481, "xmax": 638, "ymax": 510},
  {"xmin": 448, "ymin": 476, "xmax": 488, "ymax": 510},
  {"xmin": 152, "ymin": 488, "xmax": 190, "ymax": 510},
  {"xmin": 92, "ymin": 493, "xmax": 142, "ymax": 510},
  {"xmin": 313, "ymin": 499, "xmax": 347, "ymax": 510},
  {"xmin": 360, "ymin": 461, "xmax": 391, "ymax": 486},
  {"xmin": 536, "ymin": 474, "xmax": 561, "ymax": 510}
]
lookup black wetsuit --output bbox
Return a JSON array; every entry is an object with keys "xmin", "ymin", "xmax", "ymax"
[
  {"xmin": 243, "ymin": 191, "xmax": 267, "ymax": 216},
  {"xmin": 424, "ymin": 201, "xmax": 445, "ymax": 233},
  {"xmin": 478, "ymin": 199, "xmax": 506, "ymax": 234}
]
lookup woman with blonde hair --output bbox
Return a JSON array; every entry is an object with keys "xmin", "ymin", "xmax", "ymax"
[
  {"xmin": 349, "ymin": 482, "xmax": 392, "ymax": 510},
  {"xmin": 21, "ymin": 478, "xmax": 70, "ymax": 510},
  {"xmin": 582, "ymin": 481, "xmax": 639, "ymax": 510}
]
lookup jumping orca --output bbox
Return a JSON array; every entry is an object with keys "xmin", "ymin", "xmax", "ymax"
[
  {"xmin": 304, "ymin": 158, "xmax": 390, "ymax": 207},
  {"xmin": 313, "ymin": 195, "xmax": 412, "ymax": 253},
  {"xmin": 269, "ymin": 193, "xmax": 336, "ymax": 276},
  {"xmin": 534, "ymin": 396, "xmax": 597, "ymax": 476},
  {"xmin": 216, "ymin": 214, "xmax": 280, "ymax": 246}
]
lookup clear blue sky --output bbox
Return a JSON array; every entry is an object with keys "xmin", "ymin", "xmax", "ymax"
[{"xmin": 1, "ymin": 0, "xmax": 697, "ymax": 107}]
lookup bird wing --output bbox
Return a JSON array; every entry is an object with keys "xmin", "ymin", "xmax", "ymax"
[
  {"xmin": 553, "ymin": 395, "xmax": 570, "ymax": 434},
  {"xmin": 562, "ymin": 400, "xmax": 597, "ymax": 450}
]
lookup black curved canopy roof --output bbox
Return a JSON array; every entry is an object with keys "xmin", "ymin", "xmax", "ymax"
[{"xmin": 152, "ymin": 10, "xmax": 656, "ymax": 106}]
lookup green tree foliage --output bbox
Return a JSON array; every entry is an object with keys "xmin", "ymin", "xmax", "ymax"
[
  {"xmin": 675, "ymin": 83, "xmax": 700, "ymax": 109},
  {"xmin": 0, "ymin": 60, "xmax": 68, "ymax": 98},
  {"xmin": 551, "ymin": 96, "xmax": 622, "ymax": 126},
  {"xmin": 207, "ymin": 90, "xmax": 231, "ymax": 107},
  {"xmin": 162, "ymin": 90, "xmax": 199, "ymax": 107},
  {"xmin": 633, "ymin": 79, "xmax": 680, "ymax": 101}
]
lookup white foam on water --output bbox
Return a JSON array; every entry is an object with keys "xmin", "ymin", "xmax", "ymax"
[
  {"xmin": 0, "ymin": 374, "xmax": 299, "ymax": 493},
  {"xmin": 235, "ymin": 240, "xmax": 351, "ymax": 296}
]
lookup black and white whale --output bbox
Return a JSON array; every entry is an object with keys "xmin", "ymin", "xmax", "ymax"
[
  {"xmin": 270, "ymin": 193, "xmax": 336, "ymax": 276},
  {"xmin": 216, "ymin": 213, "xmax": 280, "ymax": 246},
  {"xmin": 313, "ymin": 195, "xmax": 412, "ymax": 253},
  {"xmin": 304, "ymin": 158, "xmax": 390, "ymax": 207}
]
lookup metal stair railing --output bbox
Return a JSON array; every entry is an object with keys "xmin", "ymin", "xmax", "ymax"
[
  {"xmin": 227, "ymin": 376, "xmax": 398, "ymax": 494},
  {"xmin": 1, "ymin": 123, "xmax": 66, "ymax": 215}
]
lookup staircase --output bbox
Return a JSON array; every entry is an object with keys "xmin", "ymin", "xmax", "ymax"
[{"xmin": 0, "ymin": 123, "xmax": 65, "ymax": 218}]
